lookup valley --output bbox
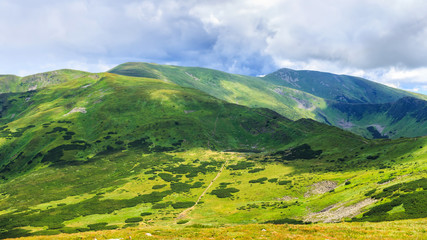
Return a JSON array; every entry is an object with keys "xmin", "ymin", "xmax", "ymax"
[{"xmin": 0, "ymin": 66, "xmax": 425, "ymax": 239}]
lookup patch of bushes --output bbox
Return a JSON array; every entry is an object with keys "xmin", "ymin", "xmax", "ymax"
[
  {"xmin": 41, "ymin": 142, "xmax": 90, "ymax": 165},
  {"xmin": 248, "ymin": 168, "xmax": 264, "ymax": 173},
  {"xmin": 228, "ymin": 161, "xmax": 255, "ymax": 170},
  {"xmin": 170, "ymin": 182, "xmax": 191, "ymax": 192},
  {"xmin": 87, "ymin": 222, "xmax": 118, "ymax": 231},
  {"xmin": 356, "ymin": 190, "xmax": 427, "ymax": 222},
  {"xmin": 177, "ymin": 219, "xmax": 190, "ymax": 224},
  {"xmin": 268, "ymin": 178, "xmax": 278, "ymax": 183},
  {"xmin": 278, "ymin": 180, "xmax": 291, "ymax": 185},
  {"xmin": 373, "ymin": 178, "xmax": 426, "ymax": 199},
  {"xmin": 170, "ymin": 181, "xmax": 203, "ymax": 193},
  {"xmin": 125, "ymin": 217, "xmax": 143, "ymax": 223},
  {"xmin": 158, "ymin": 173, "xmax": 179, "ymax": 182},
  {"xmin": 46, "ymin": 127, "xmax": 67, "ymax": 134},
  {"xmin": 128, "ymin": 137, "xmax": 151, "ymax": 152},
  {"xmin": 165, "ymin": 163, "xmax": 217, "ymax": 178},
  {"xmin": 152, "ymin": 202, "xmax": 171, "ymax": 209},
  {"xmin": 365, "ymin": 189, "xmax": 377, "ymax": 196},
  {"xmin": 210, "ymin": 187, "xmax": 240, "ymax": 198},
  {"xmin": 152, "ymin": 184, "xmax": 167, "ymax": 189},
  {"xmin": 249, "ymin": 177, "xmax": 268, "ymax": 184},
  {"xmin": 171, "ymin": 201, "xmax": 195, "ymax": 209},
  {"xmin": 264, "ymin": 218, "xmax": 306, "ymax": 224},
  {"xmin": 63, "ymin": 131, "xmax": 75, "ymax": 140},
  {"xmin": 219, "ymin": 182, "xmax": 232, "ymax": 188},
  {"xmin": 59, "ymin": 227, "xmax": 80, "ymax": 234},
  {"xmin": 140, "ymin": 212, "xmax": 152, "ymax": 216}
]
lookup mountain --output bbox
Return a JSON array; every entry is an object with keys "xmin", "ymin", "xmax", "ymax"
[
  {"xmin": 109, "ymin": 62, "xmax": 427, "ymax": 139},
  {"xmin": 323, "ymin": 97, "xmax": 427, "ymax": 138},
  {"xmin": 0, "ymin": 70, "xmax": 89, "ymax": 94},
  {"xmin": 0, "ymin": 69, "xmax": 426, "ymax": 239},
  {"xmin": 262, "ymin": 68, "xmax": 415, "ymax": 104},
  {"xmin": 109, "ymin": 62, "xmax": 325, "ymax": 121}
]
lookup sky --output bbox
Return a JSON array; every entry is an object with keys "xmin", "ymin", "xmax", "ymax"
[{"xmin": 0, "ymin": 0, "xmax": 426, "ymax": 94}]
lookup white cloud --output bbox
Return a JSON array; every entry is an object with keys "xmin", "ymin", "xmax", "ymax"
[{"xmin": 0, "ymin": 0, "xmax": 426, "ymax": 94}]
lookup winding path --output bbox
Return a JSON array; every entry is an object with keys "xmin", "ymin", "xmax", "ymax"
[{"xmin": 176, "ymin": 159, "xmax": 229, "ymax": 220}]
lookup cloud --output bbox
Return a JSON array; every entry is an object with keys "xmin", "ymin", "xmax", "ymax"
[{"xmin": 0, "ymin": 0, "xmax": 426, "ymax": 94}]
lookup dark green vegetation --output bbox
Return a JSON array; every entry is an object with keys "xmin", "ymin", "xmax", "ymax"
[
  {"xmin": 263, "ymin": 68, "xmax": 413, "ymax": 104},
  {"xmin": 0, "ymin": 65, "xmax": 425, "ymax": 239},
  {"xmin": 354, "ymin": 178, "xmax": 427, "ymax": 222},
  {"xmin": 110, "ymin": 62, "xmax": 427, "ymax": 139}
]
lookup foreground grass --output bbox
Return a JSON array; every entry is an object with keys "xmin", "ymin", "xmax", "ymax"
[{"xmin": 7, "ymin": 219, "xmax": 427, "ymax": 240}]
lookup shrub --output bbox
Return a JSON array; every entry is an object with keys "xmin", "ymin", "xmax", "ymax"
[
  {"xmin": 87, "ymin": 222, "xmax": 118, "ymax": 231},
  {"xmin": 365, "ymin": 189, "xmax": 376, "ymax": 196},
  {"xmin": 59, "ymin": 227, "xmax": 80, "ymax": 234},
  {"xmin": 152, "ymin": 202, "xmax": 171, "ymax": 209},
  {"xmin": 170, "ymin": 182, "xmax": 192, "ymax": 193},
  {"xmin": 248, "ymin": 168, "xmax": 264, "ymax": 173},
  {"xmin": 268, "ymin": 178, "xmax": 278, "ymax": 183},
  {"xmin": 264, "ymin": 218, "xmax": 306, "ymax": 224},
  {"xmin": 152, "ymin": 184, "xmax": 167, "ymax": 189},
  {"xmin": 158, "ymin": 173, "xmax": 178, "ymax": 182},
  {"xmin": 278, "ymin": 180, "xmax": 291, "ymax": 185},
  {"xmin": 177, "ymin": 219, "xmax": 190, "ymax": 224},
  {"xmin": 249, "ymin": 177, "xmax": 268, "ymax": 184},
  {"xmin": 210, "ymin": 187, "xmax": 240, "ymax": 198},
  {"xmin": 125, "ymin": 217, "xmax": 143, "ymax": 223},
  {"xmin": 171, "ymin": 201, "xmax": 195, "ymax": 209},
  {"xmin": 228, "ymin": 162, "xmax": 255, "ymax": 170}
]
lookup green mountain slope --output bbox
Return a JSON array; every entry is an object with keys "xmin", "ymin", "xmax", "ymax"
[
  {"xmin": 323, "ymin": 97, "xmax": 427, "ymax": 138},
  {"xmin": 0, "ymin": 71, "xmax": 425, "ymax": 239},
  {"xmin": 263, "ymin": 68, "xmax": 415, "ymax": 103},
  {"xmin": 0, "ymin": 69, "xmax": 89, "ymax": 94},
  {"xmin": 109, "ymin": 62, "xmax": 326, "ymax": 121},
  {"xmin": 109, "ymin": 63, "xmax": 427, "ymax": 139}
]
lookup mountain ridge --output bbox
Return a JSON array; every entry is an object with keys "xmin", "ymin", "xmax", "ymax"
[
  {"xmin": 0, "ymin": 70, "xmax": 425, "ymax": 239},
  {"xmin": 109, "ymin": 62, "xmax": 427, "ymax": 139}
]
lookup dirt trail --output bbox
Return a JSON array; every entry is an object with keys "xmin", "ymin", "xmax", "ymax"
[{"xmin": 176, "ymin": 159, "xmax": 229, "ymax": 220}]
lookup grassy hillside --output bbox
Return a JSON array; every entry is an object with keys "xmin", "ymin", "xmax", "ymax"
[
  {"xmin": 262, "ymin": 68, "xmax": 415, "ymax": 104},
  {"xmin": 0, "ymin": 72, "xmax": 425, "ymax": 239},
  {"xmin": 323, "ymin": 97, "xmax": 427, "ymax": 138},
  {"xmin": 109, "ymin": 63, "xmax": 427, "ymax": 139},
  {"xmin": 109, "ymin": 62, "xmax": 326, "ymax": 121},
  {"xmin": 0, "ymin": 69, "xmax": 89, "ymax": 94}
]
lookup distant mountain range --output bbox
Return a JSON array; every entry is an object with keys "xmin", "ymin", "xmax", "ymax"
[{"xmin": 109, "ymin": 62, "xmax": 427, "ymax": 139}]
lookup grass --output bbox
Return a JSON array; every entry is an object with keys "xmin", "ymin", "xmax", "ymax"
[
  {"xmin": 0, "ymin": 71, "xmax": 426, "ymax": 239},
  {"xmin": 5, "ymin": 219, "xmax": 427, "ymax": 240}
]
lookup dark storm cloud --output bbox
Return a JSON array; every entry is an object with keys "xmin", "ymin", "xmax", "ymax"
[{"xmin": 0, "ymin": 0, "xmax": 426, "ymax": 93}]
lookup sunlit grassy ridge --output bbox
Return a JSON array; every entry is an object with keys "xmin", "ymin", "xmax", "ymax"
[
  {"xmin": 109, "ymin": 62, "xmax": 427, "ymax": 138},
  {"xmin": 0, "ymin": 71, "xmax": 425, "ymax": 239},
  {"xmin": 0, "ymin": 70, "xmax": 89, "ymax": 94}
]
